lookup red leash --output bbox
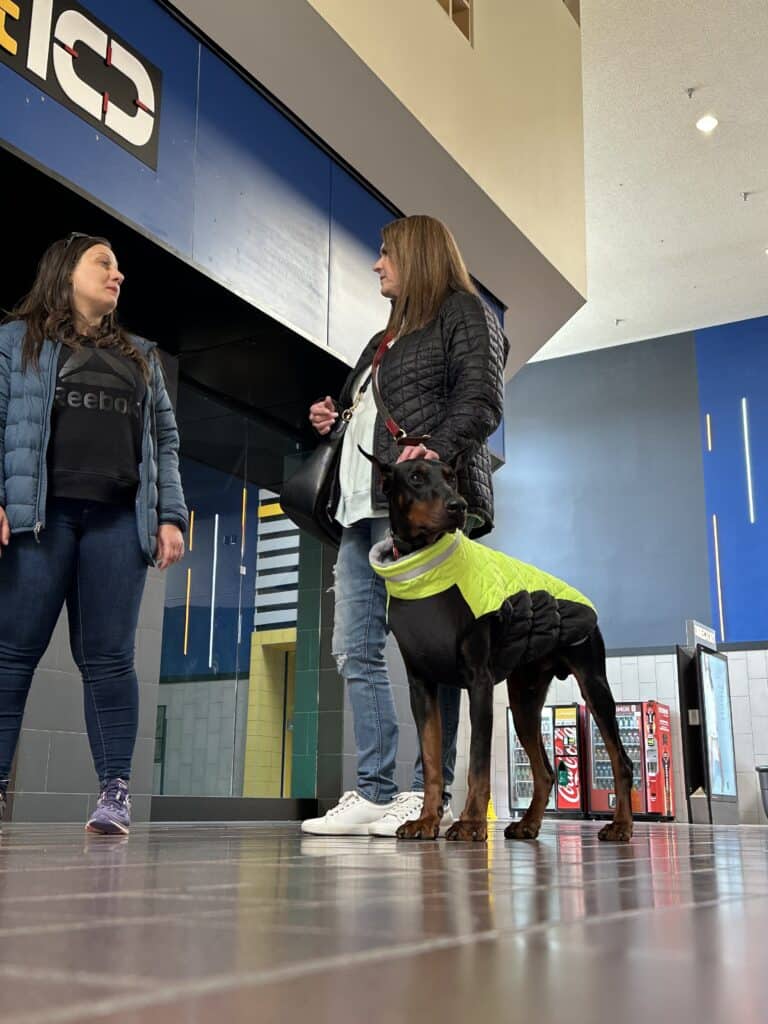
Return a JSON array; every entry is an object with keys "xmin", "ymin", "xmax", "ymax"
[{"xmin": 371, "ymin": 334, "xmax": 432, "ymax": 449}]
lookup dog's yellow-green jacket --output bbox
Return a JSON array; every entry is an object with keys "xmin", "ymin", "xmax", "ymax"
[
  {"xmin": 370, "ymin": 530, "xmax": 593, "ymax": 615},
  {"xmin": 369, "ymin": 530, "xmax": 597, "ymax": 677}
]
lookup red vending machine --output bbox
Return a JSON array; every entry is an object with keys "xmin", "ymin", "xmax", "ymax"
[{"xmin": 586, "ymin": 700, "xmax": 675, "ymax": 820}]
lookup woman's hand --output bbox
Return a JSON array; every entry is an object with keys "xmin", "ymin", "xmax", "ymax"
[
  {"xmin": 0, "ymin": 507, "xmax": 9, "ymax": 551},
  {"xmin": 156, "ymin": 524, "xmax": 185, "ymax": 570},
  {"xmin": 397, "ymin": 444, "xmax": 440, "ymax": 463},
  {"xmin": 308, "ymin": 396, "xmax": 338, "ymax": 435}
]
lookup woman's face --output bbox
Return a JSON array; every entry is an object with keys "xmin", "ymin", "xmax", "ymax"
[
  {"xmin": 70, "ymin": 244, "xmax": 124, "ymax": 324},
  {"xmin": 373, "ymin": 244, "xmax": 400, "ymax": 299}
]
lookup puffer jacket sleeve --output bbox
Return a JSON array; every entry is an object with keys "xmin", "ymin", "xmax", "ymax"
[
  {"xmin": 426, "ymin": 292, "xmax": 508, "ymax": 463},
  {"xmin": 0, "ymin": 327, "xmax": 10, "ymax": 510},
  {"xmin": 152, "ymin": 354, "xmax": 189, "ymax": 532}
]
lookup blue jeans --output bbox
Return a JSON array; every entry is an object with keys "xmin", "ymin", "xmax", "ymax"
[
  {"xmin": 0, "ymin": 498, "xmax": 147, "ymax": 789},
  {"xmin": 332, "ymin": 518, "xmax": 460, "ymax": 805}
]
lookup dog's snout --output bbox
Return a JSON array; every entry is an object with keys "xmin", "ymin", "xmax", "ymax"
[{"xmin": 446, "ymin": 497, "xmax": 467, "ymax": 513}]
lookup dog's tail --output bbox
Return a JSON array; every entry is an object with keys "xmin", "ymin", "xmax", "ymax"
[{"xmin": 555, "ymin": 628, "xmax": 602, "ymax": 679}]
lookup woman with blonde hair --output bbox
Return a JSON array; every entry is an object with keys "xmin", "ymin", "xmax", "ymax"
[{"xmin": 302, "ymin": 215, "xmax": 508, "ymax": 837}]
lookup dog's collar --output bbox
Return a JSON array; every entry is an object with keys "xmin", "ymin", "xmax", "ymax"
[
  {"xmin": 369, "ymin": 531, "xmax": 463, "ymax": 582},
  {"xmin": 390, "ymin": 529, "xmax": 452, "ymax": 562}
]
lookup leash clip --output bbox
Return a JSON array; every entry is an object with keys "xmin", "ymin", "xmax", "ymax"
[{"xmin": 395, "ymin": 433, "xmax": 432, "ymax": 449}]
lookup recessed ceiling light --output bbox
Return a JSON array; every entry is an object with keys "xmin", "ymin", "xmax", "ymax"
[{"xmin": 696, "ymin": 114, "xmax": 719, "ymax": 133}]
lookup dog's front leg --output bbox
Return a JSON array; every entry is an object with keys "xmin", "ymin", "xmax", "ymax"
[
  {"xmin": 397, "ymin": 675, "xmax": 443, "ymax": 840},
  {"xmin": 446, "ymin": 626, "xmax": 494, "ymax": 842}
]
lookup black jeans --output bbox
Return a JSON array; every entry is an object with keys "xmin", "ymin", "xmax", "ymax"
[{"xmin": 0, "ymin": 498, "xmax": 147, "ymax": 788}]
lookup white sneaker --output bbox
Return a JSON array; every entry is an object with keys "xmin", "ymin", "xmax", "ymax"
[
  {"xmin": 368, "ymin": 791, "xmax": 455, "ymax": 837},
  {"xmin": 300, "ymin": 791, "xmax": 396, "ymax": 836}
]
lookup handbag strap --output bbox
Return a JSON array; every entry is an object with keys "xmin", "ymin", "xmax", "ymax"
[{"xmin": 370, "ymin": 333, "xmax": 432, "ymax": 449}]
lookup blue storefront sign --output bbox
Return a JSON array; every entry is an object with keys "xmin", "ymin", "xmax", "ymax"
[{"xmin": 0, "ymin": 0, "xmax": 161, "ymax": 167}]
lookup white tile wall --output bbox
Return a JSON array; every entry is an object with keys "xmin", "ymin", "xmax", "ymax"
[{"xmin": 451, "ymin": 646, "xmax": 768, "ymax": 826}]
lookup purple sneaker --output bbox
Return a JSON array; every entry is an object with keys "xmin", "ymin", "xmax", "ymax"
[{"xmin": 86, "ymin": 778, "xmax": 131, "ymax": 835}]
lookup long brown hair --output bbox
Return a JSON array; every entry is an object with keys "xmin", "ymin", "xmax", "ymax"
[
  {"xmin": 5, "ymin": 234, "xmax": 149, "ymax": 378},
  {"xmin": 382, "ymin": 215, "xmax": 477, "ymax": 337}
]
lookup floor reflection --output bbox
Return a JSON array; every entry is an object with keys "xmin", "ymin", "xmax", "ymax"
[{"xmin": 0, "ymin": 821, "xmax": 766, "ymax": 1023}]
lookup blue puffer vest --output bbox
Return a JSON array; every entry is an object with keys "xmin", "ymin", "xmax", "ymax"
[{"xmin": 0, "ymin": 321, "xmax": 188, "ymax": 565}]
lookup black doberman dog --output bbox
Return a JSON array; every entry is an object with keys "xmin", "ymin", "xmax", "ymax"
[{"xmin": 363, "ymin": 451, "xmax": 634, "ymax": 844}]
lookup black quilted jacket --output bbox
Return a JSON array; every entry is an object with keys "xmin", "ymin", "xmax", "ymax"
[{"xmin": 331, "ymin": 290, "xmax": 509, "ymax": 538}]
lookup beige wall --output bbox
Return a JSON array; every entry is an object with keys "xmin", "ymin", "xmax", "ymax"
[{"xmin": 306, "ymin": 0, "xmax": 586, "ymax": 295}]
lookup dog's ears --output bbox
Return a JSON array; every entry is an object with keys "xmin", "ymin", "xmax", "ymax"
[{"xmin": 357, "ymin": 447, "xmax": 394, "ymax": 491}]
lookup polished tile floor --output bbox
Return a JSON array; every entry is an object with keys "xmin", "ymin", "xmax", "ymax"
[{"xmin": 0, "ymin": 820, "xmax": 767, "ymax": 1023}]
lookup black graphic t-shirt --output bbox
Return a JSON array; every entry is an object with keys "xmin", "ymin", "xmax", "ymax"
[{"xmin": 48, "ymin": 342, "xmax": 147, "ymax": 504}]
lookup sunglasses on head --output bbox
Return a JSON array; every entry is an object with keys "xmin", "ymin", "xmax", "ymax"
[{"xmin": 63, "ymin": 231, "xmax": 109, "ymax": 249}]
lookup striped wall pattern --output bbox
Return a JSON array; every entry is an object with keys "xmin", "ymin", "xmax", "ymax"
[{"xmin": 255, "ymin": 490, "xmax": 300, "ymax": 631}]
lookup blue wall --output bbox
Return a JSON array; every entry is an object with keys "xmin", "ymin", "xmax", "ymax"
[
  {"xmin": 160, "ymin": 458, "xmax": 259, "ymax": 681},
  {"xmin": 695, "ymin": 317, "xmax": 768, "ymax": 643},
  {"xmin": 489, "ymin": 333, "xmax": 713, "ymax": 649},
  {"xmin": 490, "ymin": 317, "xmax": 768, "ymax": 648}
]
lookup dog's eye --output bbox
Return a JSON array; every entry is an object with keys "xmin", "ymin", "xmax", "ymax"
[{"xmin": 409, "ymin": 471, "xmax": 422, "ymax": 485}]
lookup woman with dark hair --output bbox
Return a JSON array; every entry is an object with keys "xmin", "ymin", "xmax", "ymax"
[
  {"xmin": 0, "ymin": 233, "xmax": 188, "ymax": 835},
  {"xmin": 301, "ymin": 215, "xmax": 508, "ymax": 837}
]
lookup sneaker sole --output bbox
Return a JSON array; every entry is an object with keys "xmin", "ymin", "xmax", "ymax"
[
  {"xmin": 300, "ymin": 822, "xmax": 376, "ymax": 836},
  {"xmin": 85, "ymin": 819, "xmax": 129, "ymax": 836}
]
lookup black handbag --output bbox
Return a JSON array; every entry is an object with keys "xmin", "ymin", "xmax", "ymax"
[
  {"xmin": 280, "ymin": 333, "xmax": 430, "ymax": 548},
  {"xmin": 279, "ymin": 418, "xmax": 347, "ymax": 548}
]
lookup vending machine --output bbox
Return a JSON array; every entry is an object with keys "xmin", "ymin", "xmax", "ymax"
[
  {"xmin": 507, "ymin": 704, "xmax": 588, "ymax": 817},
  {"xmin": 552, "ymin": 704, "xmax": 588, "ymax": 815},
  {"xmin": 508, "ymin": 707, "xmax": 554, "ymax": 814},
  {"xmin": 586, "ymin": 700, "xmax": 675, "ymax": 820}
]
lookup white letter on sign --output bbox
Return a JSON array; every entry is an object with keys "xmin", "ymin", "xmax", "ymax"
[
  {"xmin": 26, "ymin": 0, "xmax": 54, "ymax": 79},
  {"xmin": 105, "ymin": 39, "xmax": 155, "ymax": 147},
  {"xmin": 52, "ymin": 9, "xmax": 107, "ymax": 121}
]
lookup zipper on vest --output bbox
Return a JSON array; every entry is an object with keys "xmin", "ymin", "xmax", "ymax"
[{"xmin": 33, "ymin": 343, "xmax": 60, "ymax": 538}]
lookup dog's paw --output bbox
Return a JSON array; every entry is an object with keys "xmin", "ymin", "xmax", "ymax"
[
  {"xmin": 598, "ymin": 820, "xmax": 633, "ymax": 843},
  {"xmin": 445, "ymin": 819, "xmax": 487, "ymax": 842},
  {"xmin": 504, "ymin": 818, "xmax": 542, "ymax": 841},
  {"xmin": 396, "ymin": 816, "xmax": 440, "ymax": 840}
]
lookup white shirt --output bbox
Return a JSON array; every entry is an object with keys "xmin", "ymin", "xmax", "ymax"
[{"xmin": 334, "ymin": 366, "xmax": 388, "ymax": 527}]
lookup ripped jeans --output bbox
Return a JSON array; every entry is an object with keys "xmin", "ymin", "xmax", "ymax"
[{"xmin": 332, "ymin": 517, "xmax": 460, "ymax": 805}]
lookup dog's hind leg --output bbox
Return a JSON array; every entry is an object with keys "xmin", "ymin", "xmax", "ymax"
[
  {"xmin": 564, "ymin": 627, "xmax": 633, "ymax": 842},
  {"xmin": 504, "ymin": 664, "xmax": 555, "ymax": 840}
]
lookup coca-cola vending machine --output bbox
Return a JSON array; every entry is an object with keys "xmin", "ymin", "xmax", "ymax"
[
  {"xmin": 586, "ymin": 700, "xmax": 675, "ymax": 820},
  {"xmin": 507, "ymin": 704, "xmax": 588, "ymax": 818},
  {"xmin": 552, "ymin": 704, "xmax": 588, "ymax": 816}
]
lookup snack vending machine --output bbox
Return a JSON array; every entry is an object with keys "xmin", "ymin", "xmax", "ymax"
[
  {"xmin": 586, "ymin": 700, "xmax": 675, "ymax": 820},
  {"xmin": 507, "ymin": 704, "xmax": 588, "ymax": 817}
]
